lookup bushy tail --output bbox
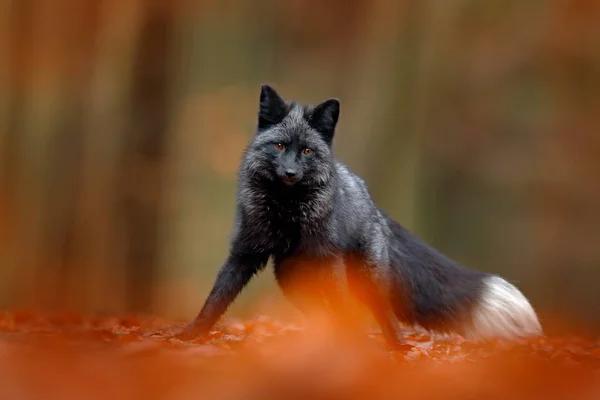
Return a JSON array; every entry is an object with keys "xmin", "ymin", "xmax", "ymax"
[{"xmin": 465, "ymin": 275, "xmax": 542, "ymax": 340}]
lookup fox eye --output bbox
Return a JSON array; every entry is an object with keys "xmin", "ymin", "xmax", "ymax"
[
  {"xmin": 302, "ymin": 148, "xmax": 313, "ymax": 156},
  {"xmin": 274, "ymin": 143, "xmax": 284, "ymax": 151}
]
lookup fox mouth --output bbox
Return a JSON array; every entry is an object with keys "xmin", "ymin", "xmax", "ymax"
[{"xmin": 281, "ymin": 177, "xmax": 297, "ymax": 185}]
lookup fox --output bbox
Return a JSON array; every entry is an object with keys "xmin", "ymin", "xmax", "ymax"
[{"xmin": 175, "ymin": 84, "xmax": 543, "ymax": 347}]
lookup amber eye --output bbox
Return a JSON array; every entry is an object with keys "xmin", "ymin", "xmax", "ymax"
[
  {"xmin": 274, "ymin": 143, "xmax": 284, "ymax": 151},
  {"xmin": 302, "ymin": 148, "xmax": 313, "ymax": 156}
]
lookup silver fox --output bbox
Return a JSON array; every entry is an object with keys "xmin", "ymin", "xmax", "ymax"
[{"xmin": 177, "ymin": 84, "xmax": 543, "ymax": 346}]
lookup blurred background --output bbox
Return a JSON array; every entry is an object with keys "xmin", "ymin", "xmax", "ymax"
[{"xmin": 0, "ymin": 0, "xmax": 599, "ymax": 328}]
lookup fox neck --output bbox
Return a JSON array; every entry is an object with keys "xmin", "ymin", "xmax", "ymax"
[{"xmin": 239, "ymin": 171, "xmax": 338, "ymax": 225}]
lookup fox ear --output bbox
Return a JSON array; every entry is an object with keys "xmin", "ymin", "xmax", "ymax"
[
  {"xmin": 258, "ymin": 84, "xmax": 288, "ymax": 130},
  {"xmin": 308, "ymin": 98, "xmax": 340, "ymax": 144}
]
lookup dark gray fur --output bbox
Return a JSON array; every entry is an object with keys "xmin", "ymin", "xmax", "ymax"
[{"xmin": 179, "ymin": 84, "xmax": 492, "ymax": 346}]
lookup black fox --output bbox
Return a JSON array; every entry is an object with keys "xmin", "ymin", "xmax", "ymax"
[{"xmin": 177, "ymin": 84, "xmax": 542, "ymax": 346}]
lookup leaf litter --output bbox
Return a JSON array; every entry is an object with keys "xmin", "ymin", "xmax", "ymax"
[{"xmin": 0, "ymin": 309, "xmax": 599, "ymax": 399}]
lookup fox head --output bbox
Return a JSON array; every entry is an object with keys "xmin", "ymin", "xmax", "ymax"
[{"xmin": 242, "ymin": 84, "xmax": 340, "ymax": 188}]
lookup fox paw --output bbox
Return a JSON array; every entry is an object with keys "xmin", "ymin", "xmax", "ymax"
[{"xmin": 168, "ymin": 322, "xmax": 210, "ymax": 342}]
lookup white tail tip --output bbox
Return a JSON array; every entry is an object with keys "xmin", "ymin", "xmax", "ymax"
[{"xmin": 466, "ymin": 275, "xmax": 543, "ymax": 340}]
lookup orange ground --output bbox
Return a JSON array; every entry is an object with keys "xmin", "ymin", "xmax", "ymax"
[{"xmin": 1, "ymin": 309, "xmax": 599, "ymax": 399}]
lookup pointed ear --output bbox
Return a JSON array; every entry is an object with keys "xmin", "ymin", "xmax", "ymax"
[
  {"xmin": 308, "ymin": 98, "xmax": 340, "ymax": 144},
  {"xmin": 258, "ymin": 84, "xmax": 288, "ymax": 130}
]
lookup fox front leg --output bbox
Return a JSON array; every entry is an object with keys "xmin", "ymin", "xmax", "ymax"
[
  {"xmin": 176, "ymin": 251, "xmax": 268, "ymax": 341},
  {"xmin": 275, "ymin": 256, "xmax": 362, "ymax": 334},
  {"xmin": 273, "ymin": 256, "xmax": 328, "ymax": 319},
  {"xmin": 346, "ymin": 260, "xmax": 413, "ymax": 350}
]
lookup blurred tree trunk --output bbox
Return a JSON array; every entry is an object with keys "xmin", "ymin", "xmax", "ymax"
[
  {"xmin": 3, "ymin": 0, "xmax": 174, "ymax": 314},
  {"xmin": 116, "ymin": 4, "xmax": 174, "ymax": 313},
  {"xmin": 11, "ymin": 0, "xmax": 84, "ymax": 308},
  {"xmin": 0, "ymin": 0, "xmax": 12, "ymax": 180},
  {"xmin": 73, "ymin": 0, "xmax": 143, "ymax": 313},
  {"xmin": 534, "ymin": 0, "xmax": 600, "ymax": 323},
  {"xmin": 0, "ymin": 0, "xmax": 17, "ymax": 304},
  {"xmin": 349, "ymin": 0, "xmax": 460, "ymax": 232}
]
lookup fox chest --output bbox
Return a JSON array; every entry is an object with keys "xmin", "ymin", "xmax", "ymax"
[
  {"xmin": 270, "ymin": 220, "xmax": 332, "ymax": 256},
  {"xmin": 242, "ymin": 197, "xmax": 337, "ymax": 257},
  {"xmin": 246, "ymin": 215, "xmax": 333, "ymax": 258}
]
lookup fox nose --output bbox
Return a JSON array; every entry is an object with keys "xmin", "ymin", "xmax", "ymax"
[{"xmin": 285, "ymin": 170, "xmax": 296, "ymax": 178}]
